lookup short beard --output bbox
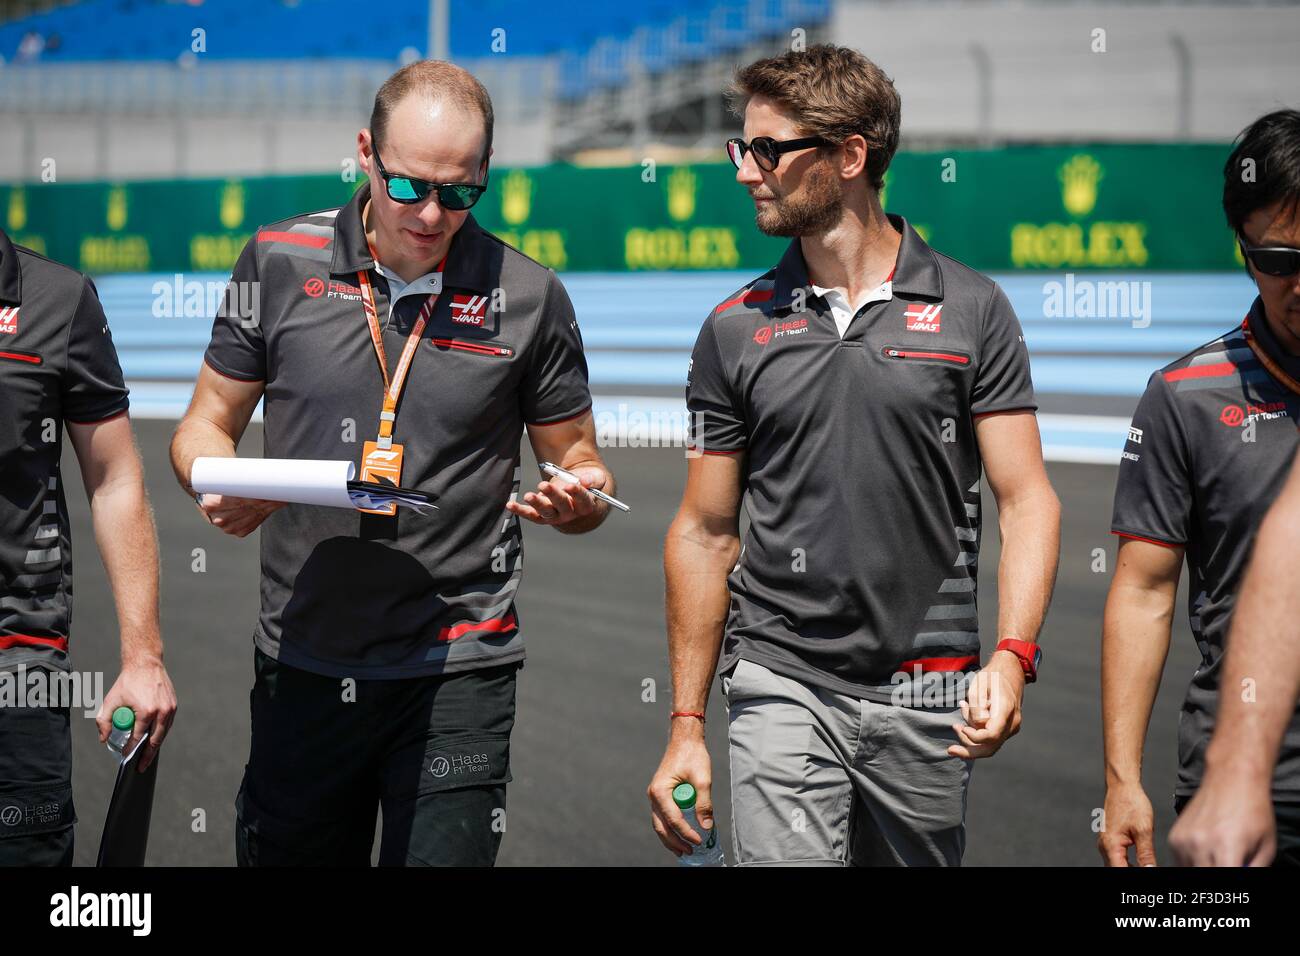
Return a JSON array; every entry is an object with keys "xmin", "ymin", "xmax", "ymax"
[{"xmin": 754, "ymin": 161, "xmax": 844, "ymax": 237}]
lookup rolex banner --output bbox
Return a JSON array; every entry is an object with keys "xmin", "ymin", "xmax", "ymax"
[{"xmin": 0, "ymin": 144, "xmax": 1242, "ymax": 274}]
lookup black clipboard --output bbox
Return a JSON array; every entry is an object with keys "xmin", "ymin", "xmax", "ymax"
[
  {"xmin": 346, "ymin": 479, "xmax": 438, "ymax": 505},
  {"xmin": 96, "ymin": 737, "xmax": 158, "ymax": 867}
]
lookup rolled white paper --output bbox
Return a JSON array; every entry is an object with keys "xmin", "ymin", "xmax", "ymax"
[{"xmin": 191, "ymin": 457, "xmax": 357, "ymax": 509}]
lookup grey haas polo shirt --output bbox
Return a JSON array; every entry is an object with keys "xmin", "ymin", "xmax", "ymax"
[
  {"xmin": 686, "ymin": 215, "xmax": 1037, "ymax": 704},
  {"xmin": 1112, "ymin": 298, "xmax": 1300, "ymax": 799},
  {"xmin": 0, "ymin": 227, "xmax": 130, "ymax": 673},
  {"xmin": 202, "ymin": 181, "xmax": 591, "ymax": 679}
]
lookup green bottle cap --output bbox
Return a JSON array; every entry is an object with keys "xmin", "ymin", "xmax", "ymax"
[
  {"xmin": 111, "ymin": 706, "xmax": 135, "ymax": 732},
  {"xmin": 672, "ymin": 782, "xmax": 697, "ymax": 810}
]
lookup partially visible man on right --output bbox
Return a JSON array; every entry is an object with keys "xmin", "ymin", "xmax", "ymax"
[
  {"xmin": 1101, "ymin": 108, "xmax": 1300, "ymax": 867},
  {"xmin": 1169, "ymin": 450, "xmax": 1300, "ymax": 866}
]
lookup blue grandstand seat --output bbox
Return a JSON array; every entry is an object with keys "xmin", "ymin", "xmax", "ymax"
[
  {"xmin": 629, "ymin": 24, "xmax": 671, "ymax": 76},
  {"xmin": 747, "ymin": 0, "xmax": 791, "ymax": 37},
  {"xmin": 709, "ymin": 3, "xmax": 751, "ymax": 53},
  {"xmin": 585, "ymin": 36, "xmax": 628, "ymax": 92}
]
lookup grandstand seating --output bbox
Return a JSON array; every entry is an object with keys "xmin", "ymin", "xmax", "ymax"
[
  {"xmin": 1, "ymin": 1, "xmax": 1295, "ymax": 175},
  {"xmin": 0, "ymin": 0, "xmax": 424, "ymax": 61},
  {"xmin": 0, "ymin": 0, "xmax": 826, "ymax": 75}
]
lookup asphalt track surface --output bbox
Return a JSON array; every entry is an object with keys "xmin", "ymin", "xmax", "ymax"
[{"xmin": 59, "ymin": 418, "xmax": 1199, "ymax": 866}]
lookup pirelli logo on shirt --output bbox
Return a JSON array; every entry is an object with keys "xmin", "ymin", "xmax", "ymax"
[
  {"xmin": 0, "ymin": 306, "xmax": 18, "ymax": 335},
  {"xmin": 450, "ymin": 294, "xmax": 490, "ymax": 326},
  {"xmin": 905, "ymin": 304, "xmax": 942, "ymax": 333}
]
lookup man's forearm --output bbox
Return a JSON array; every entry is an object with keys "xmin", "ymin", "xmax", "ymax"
[
  {"xmin": 664, "ymin": 518, "xmax": 738, "ymax": 718},
  {"xmin": 994, "ymin": 488, "xmax": 1060, "ymax": 644},
  {"xmin": 89, "ymin": 477, "xmax": 163, "ymax": 666},
  {"xmin": 170, "ymin": 414, "xmax": 238, "ymax": 496},
  {"xmin": 1204, "ymin": 502, "xmax": 1300, "ymax": 786},
  {"xmin": 1101, "ymin": 590, "xmax": 1174, "ymax": 787}
]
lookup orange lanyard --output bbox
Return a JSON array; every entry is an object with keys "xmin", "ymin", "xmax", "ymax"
[
  {"xmin": 356, "ymin": 252, "xmax": 446, "ymax": 448},
  {"xmin": 1242, "ymin": 315, "xmax": 1300, "ymax": 396}
]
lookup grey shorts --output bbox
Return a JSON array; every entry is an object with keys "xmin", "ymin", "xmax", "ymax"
[{"xmin": 723, "ymin": 657, "xmax": 973, "ymax": 866}]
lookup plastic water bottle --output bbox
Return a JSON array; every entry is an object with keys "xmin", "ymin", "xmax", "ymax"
[
  {"xmin": 106, "ymin": 706, "xmax": 134, "ymax": 755},
  {"xmin": 673, "ymin": 782, "xmax": 725, "ymax": 867}
]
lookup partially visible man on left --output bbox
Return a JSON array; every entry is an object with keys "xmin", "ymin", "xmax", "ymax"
[{"xmin": 0, "ymin": 227, "xmax": 176, "ymax": 866}]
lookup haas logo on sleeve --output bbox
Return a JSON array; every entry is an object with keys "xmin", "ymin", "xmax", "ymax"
[
  {"xmin": 450, "ymin": 294, "xmax": 489, "ymax": 326},
  {"xmin": 0, "ymin": 306, "xmax": 17, "ymax": 335}
]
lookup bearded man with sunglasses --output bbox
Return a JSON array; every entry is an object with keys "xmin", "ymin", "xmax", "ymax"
[
  {"xmin": 648, "ymin": 45, "xmax": 1061, "ymax": 866},
  {"xmin": 1101, "ymin": 108, "xmax": 1300, "ymax": 868},
  {"xmin": 171, "ymin": 60, "xmax": 614, "ymax": 866}
]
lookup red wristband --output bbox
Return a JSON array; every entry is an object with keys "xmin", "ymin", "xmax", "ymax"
[
  {"xmin": 995, "ymin": 638, "xmax": 1041, "ymax": 683},
  {"xmin": 671, "ymin": 711, "xmax": 705, "ymax": 721}
]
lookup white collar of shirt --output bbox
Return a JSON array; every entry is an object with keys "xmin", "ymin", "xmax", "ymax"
[
  {"xmin": 810, "ymin": 279, "xmax": 893, "ymax": 339},
  {"xmin": 373, "ymin": 258, "xmax": 444, "ymax": 310}
]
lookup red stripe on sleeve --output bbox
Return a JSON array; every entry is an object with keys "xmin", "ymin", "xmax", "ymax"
[
  {"xmin": 1112, "ymin": 531, "xmax": 1183, "ymax": 549},
  {"xmin": 1162, "ymin": 361, "xmax": 1238, "ymax": 383},
  {"xmin": 715, "ymin": 288, "xmax": 775, "ymax": 313},
  {"xmin": 525, "ymin": 405, "xmax": 592, "ymax": 427},
  {"xmin": 66, "ymin": 407, "xmax": 129, "ymax": 425},
  {"xmin": 203, "ymin": 355, "xmax": 265, "ymax": 383}
]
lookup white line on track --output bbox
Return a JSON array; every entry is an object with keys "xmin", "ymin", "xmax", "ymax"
[{"xmin": 120, "ymin": 384, "xmax": 1132, "ymax": 466}]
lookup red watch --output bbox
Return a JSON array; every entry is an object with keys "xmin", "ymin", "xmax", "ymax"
[{"xmin": 995, "ymin": 638, "xmax": 1041, "ymax": 683}]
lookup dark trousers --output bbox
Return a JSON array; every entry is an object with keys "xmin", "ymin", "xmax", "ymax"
[
  {"xmin": 0, "ymin": 703, "xmax": 76, "ymax": 866},
  {"xmin": 236, "ymin": 648, "xmax": 519, "ymax": 867},
  {"xmin": 1175, "ymin": 793, "xmax": 1300, "ymax": 866}
]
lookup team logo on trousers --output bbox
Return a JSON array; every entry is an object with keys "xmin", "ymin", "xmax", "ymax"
[
  {"xmin": 0, "ymin": 306, "xmax": 18, "ymax": 334},
  {"xmin": 450, "ymin": 294, "xmax": 489, "ymax": 326},
  {"xmin": 905, "ymin": 304, "xmax": 942, "ymax": 333}
]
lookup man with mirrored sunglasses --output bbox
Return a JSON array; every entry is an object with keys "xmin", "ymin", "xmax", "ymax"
[
  {"xmin": 1102, "ymin": 108, "xmax": 1300, "ymax": 867},
  {"xmin": 171, "ymin": 59, "xmax": 616, "ymax": 867},
  {"xmin": 371, "ymin": 145, "xmax": 488, "ymax": 210}
]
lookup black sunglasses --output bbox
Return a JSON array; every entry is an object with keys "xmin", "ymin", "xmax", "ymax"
[
  {"xmin": 372, "ymin": 148, "xmax": 488, "ymax": 210},
  {"xmin": 726, "ymin": 135, "xmax": 834, "ymax": 172},
  {"xmin": 1239, "ymin": 239, "xmax": 1300, "ymax": 278}
]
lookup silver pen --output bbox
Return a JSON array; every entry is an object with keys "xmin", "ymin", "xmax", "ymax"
[{"xmin": 537, "ymin": 461, "xmax": 630, "ymax": 513}]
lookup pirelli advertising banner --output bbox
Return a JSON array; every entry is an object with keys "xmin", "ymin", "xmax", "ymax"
[{"xmin": 0, "ymin": 143, "xmax": 1241, "ymax": 274}]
